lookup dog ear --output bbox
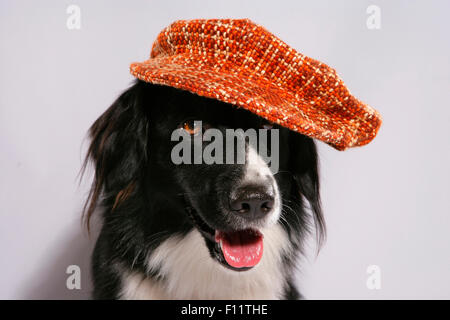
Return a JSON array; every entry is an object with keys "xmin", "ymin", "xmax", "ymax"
[
  {"xmin": 82, "ymin": 80, "xmax": 150, "ymax": 229},
  {"xmin": 288, "ymin": 131, "xmax": 326, "ymax": 247}
]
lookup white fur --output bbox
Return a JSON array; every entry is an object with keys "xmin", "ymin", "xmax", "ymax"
[
  {"xmin": 244, "ymin": 146, "xmax": 281, "ymax": 226},
  {"xmin": 245, "ymin": 145, "xmax": 273, "ymax": 182},
  {"xmin": 119, "ymin": 270, "xmax": 167, "ymax": 299},
  {"xmin": 119, "ymin": 225, "xmax": 291, "ymax": 300}
]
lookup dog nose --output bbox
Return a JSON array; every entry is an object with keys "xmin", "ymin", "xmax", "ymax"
[{"xmin": 230, "ymin": 184, "xmax": 275, "ymax": 220}]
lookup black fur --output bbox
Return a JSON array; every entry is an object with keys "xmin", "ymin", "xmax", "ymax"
[{"xmin": 83, "ymin": 80, "xmax": 324, "ymax": 299}]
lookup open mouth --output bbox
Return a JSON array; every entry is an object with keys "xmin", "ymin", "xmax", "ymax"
[
  {"xmin": 215, "ymin": 229, "xmax": 263, "ymax": 269},
  {"xmin": 185, "ymin": 203, "xmax": 264, "ymax": 271}
]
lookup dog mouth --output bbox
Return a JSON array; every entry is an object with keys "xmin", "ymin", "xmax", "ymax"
[
  {"xmin": 185, "ymin": 203, "xmax": 264, "ymax": 271},
  {"xmin": 215, "ymin": 229, "xmax": 263, "ymax": 269}
]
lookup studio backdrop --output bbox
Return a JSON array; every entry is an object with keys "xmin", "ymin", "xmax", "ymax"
[{"xmin": 0, "ymin": 0, "xmax": 449, "ymax": 299}]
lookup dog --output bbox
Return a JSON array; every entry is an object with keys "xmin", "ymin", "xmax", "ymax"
[{"xmin": 83, "ymin": 80, "xmax": 325, "ymax": 299}]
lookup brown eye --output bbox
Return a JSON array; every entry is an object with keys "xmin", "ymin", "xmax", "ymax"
[
  {"xmin": 181, "ymin": 119, "xmax": 202, "ymax": 135},
  {"xmin": 261, "ymin": 122, "xmax": 274, "ymax": 130}
]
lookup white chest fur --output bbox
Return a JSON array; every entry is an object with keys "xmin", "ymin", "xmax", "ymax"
[{"xmin": 119, "ymin": 225, "xmax": 290, "ymax": 300}]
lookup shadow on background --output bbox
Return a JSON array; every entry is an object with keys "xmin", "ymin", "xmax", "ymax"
[{"xmin": 21, "ymin": 223, "xmax": 99, "ymax": 300}]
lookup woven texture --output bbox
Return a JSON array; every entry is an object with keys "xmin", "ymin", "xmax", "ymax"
[{"xmin": 130, "ymin": 19, "xmax": 382, "ymax": 150}]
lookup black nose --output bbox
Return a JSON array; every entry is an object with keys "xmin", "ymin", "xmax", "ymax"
[{"xmin": 229, "ymin": 184, "xmax": 275, "ymax": 220}]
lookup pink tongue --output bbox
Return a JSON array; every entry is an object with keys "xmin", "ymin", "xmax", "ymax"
[{"xmin": 215, "ymin": 230, "xmax": 263, "ymax": 268}]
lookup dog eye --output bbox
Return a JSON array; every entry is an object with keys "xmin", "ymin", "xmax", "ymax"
[
  {"xmin": 181, "ymin": 119, "xmax": 202, "ymax": 135},
  {"xmin": 261, "ymin": 122, "xmax": 274, "ymax": 130}
]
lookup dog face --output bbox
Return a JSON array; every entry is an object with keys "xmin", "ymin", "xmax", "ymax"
[
  {"xmin": 146, "ymin": 87, "xmax": 288, "ymax": 270},
  {"xmin": 84, "ymin": 80, "xmax": 324, "ymax": 275}
]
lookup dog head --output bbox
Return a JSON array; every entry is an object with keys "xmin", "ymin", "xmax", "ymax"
[{"xmin": 83, "ymin": 80, "xmax": 324, "ymax": 271}]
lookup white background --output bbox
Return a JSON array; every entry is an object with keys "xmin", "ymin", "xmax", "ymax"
[{"xmin": 1, "ymin": 0, "xmax": 449, "ymax": 299}]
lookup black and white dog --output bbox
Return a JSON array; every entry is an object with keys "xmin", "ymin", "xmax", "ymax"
[{"xmin": 83, "ymin": 80, "xmax": 324, "ymax": 299}]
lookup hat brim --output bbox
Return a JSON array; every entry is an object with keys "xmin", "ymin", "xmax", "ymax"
[{"xmin": 130, "ymin": 54, "xmax": 381, "ymax": 151}]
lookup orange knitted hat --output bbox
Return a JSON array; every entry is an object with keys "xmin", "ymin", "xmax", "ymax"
[{"xmin": 130, "ymin": 19, "xmax": 382, "ymax": 150}]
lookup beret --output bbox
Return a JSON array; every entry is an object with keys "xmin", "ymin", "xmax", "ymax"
[{"xmin": 130, "ymin": 19, "xmax": 382, "ymax": 150}]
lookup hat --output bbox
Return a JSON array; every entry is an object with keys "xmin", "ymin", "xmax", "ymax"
[{"xmin": 130, "ymin": 19, "xmax": 382, "ymax": 150}]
